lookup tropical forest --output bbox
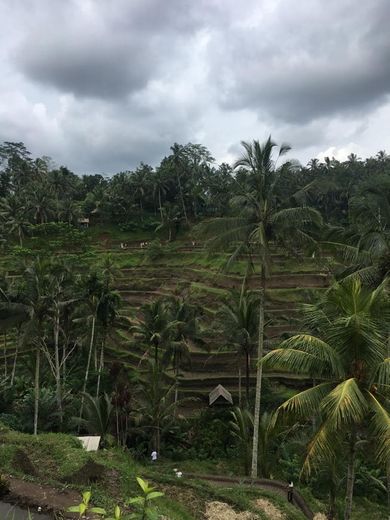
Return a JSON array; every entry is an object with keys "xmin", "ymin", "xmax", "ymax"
[{"xmin": 0, "ymin": 138, "xmax": 388, "ymax": 520}]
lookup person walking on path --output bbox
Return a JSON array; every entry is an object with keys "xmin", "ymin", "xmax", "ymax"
[
  {"xmin": 287, "ymin": 481, "xmax": 294, "ymax": 503},
  {"xmin": 151, "ymin": 450, "xmax": 158, "ymax": 463}
]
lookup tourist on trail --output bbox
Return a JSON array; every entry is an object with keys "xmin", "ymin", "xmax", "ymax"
[
  {"xmin": 287, "ymin": 480, "xmax": 294, "ymax": 502},
  {"xmin": 151, "ymin": 450, "xmax": 158, "ymax": 463}
]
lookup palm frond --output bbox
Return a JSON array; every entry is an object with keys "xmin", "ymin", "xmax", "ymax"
[
  {"xmin": 272, "ymin": 334, "xmax": 343, "ymax": 378},
  {"xmin": 366, "ymin": 391, "xmax": 390, "ymax": 464},
  {"xmin": 277, "ymin": 382, "xmax": 335, "ymax": 420},
  {"xmin": 321, "ymin": 378, "xmax": 367, "ymax": 429},
  {"xmin": 271, "ymin": 207, "xmax": 323, "ymax": 228}
]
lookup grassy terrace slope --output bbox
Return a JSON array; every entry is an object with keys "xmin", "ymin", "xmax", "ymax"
[
  {"xmin": 94, "ymin": 232, "xmax": 333, "ymax": 406},
  {"xmin": 0, "ymin": 228, "xmax": 334, "ymax": 408}
]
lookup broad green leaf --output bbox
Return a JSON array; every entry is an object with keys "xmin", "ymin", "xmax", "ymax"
[
  {"xmin": 136, "ymin": 476, "xmax": 149, "ymax": 494},
  {"xmin": 67, "ymin": 506, "xmax": 82, "ymax": 513},
  {"xmin": 146, "ymin": 491, "xmax": 164, "ymax": 500},
  {"xmin": 89, "ymin": 507, "xmax": 107, "ymax": 515},
  {"xmin": 82, "ymin": 491, "xmax": 91, "ymax": 505},
  {"xmin": 128, "ymin": 497, "xmax": 144, "ymax": 505}
]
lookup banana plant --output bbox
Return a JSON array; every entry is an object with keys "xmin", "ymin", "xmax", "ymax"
[
  {"xmin": 106, "ymin": 505, "xmax": 122, "ymax": 520},
  {"xmin": 67, "ymin": 490, "xmax": 106, "ymax": 518},
  {"xmin": 127, "ymin": 477, "xmax": 164, "ymax": 520}
]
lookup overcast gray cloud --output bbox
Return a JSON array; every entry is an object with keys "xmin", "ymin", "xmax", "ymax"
[{"xmin": 1, "ymin": 0, "xmax": 390, "ymax": 173}]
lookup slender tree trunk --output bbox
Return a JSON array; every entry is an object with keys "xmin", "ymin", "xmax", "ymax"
[
  {"xmin": 177, "ymin": 173, "xmax": 188, "ymax": 225},
  {"xmin": 327, "ymin": 488, "xmax": 336, "ymax": 520},
  {"xmin": 11, "ymin": 329, "xmax": 19, "ymax": 386},
  {"xmin": 174, "ymin": 355, "xmax": 179, "ymax": 409},
  {"xmin": 53, "ymin": 309, "xmax": 63, "ymax": 426},
  {"xmin": 33, "ymin": 347, "xmax": 40, "ymax": 435},
  {"xmin": 386, "ymin": 461, "xmax": 390, "ymax": 520},
  {"xmin": 344, "ymin": 430, "xmax": 356, "ymax": 520},
  {"xmin": 18, "ymin": 227, "xmax": 23, "ymax": 247},
  {"xmin": 79, "ymin": 314, "xmax": 96, "ymax": 424},
  {"xmin": 3, "ymin": 333, "xmax": 7, "ymax": 378},
  {"xmin": 156, "ymin": 420, "xmax": 160, "ymax": 454},
  {"xmin": 158, "ymin": 189, "xmax": 163, "ymax": 223},
  {"xmin": 96, "ymin": 335, "xmax": 105, "ymax": 397},
  {"xmin": 238, "ymin": 367, "xmax": 242, "ymax": 409},
  {"xmin": 251, "ymin": 269, "xmax": 265, "ymax": 479},
  {"xmin": 62, "ymin": 338, "xmax": 67, "ymax": 391},
  {"xmin": 245, "ymin": 352, "xmax": 250, "ymax": 407}
]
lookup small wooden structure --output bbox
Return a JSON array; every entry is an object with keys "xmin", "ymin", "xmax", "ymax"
[
  {"xmin": 77, "ymin": 436, "xmax": 101, "ymax": 451},
  {"xmin": 78, "ymin": 217, "xmax": 90, "ymax": 228},
  {"xmin": 209, "ymin": 384, "xmax": 233, "ymax": 406}
]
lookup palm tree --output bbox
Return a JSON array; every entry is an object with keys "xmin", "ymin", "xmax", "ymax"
[
  {"xmin": 229, "ymin": 407, "xmax": 280, "ymax": 477},
  {"xmin": 74, "ymin": 392, "xmax": 113, "ymax": 439},
  {"xmin": 323, "ymin": 174, "xmax": 389, "ymax": 286},
  {"xmin": 261, "ymin": 279, "xmax": 390, "ymax": 520},
  {"xmin": 95, "ymin": 287, "xmax": 122, "ymax": 396},
  {"xmin": 229, "ymin": 407, "xmax": 253, "ymax": 475},
  {"xmin": 26, "ymin": 181, "xmax": 54, "ymax": 224},
  {"xmin": 131, "ymin": 297, "xmax": 180, "ymax": 366},
  {"xmin": 152, "ymin": 168, "xmax": 169, "ymax": 222},
  {"xmin": 0, "ymin": 196, "xmax": 30, "ymax": 246},
  {"xmin": 136, "ymin": 360, "xmax": 190, "ymax": 452},
  {"xmin": 19, "ymin": 258, "xmax": 51, "ymax": 434},
  {"xmin": 218, "ymin": 289, "xmax": 258, "ymax": 406},
  {"xmin": 161, "ymin": 297, "xmax": 199, "ymax": 405},
  {"xmin": 200, "ymin": 136, "xmax": 322, "ymax": 478},
  {"xmin": 77, "ymin": 273, "xmax": 104, "ymax": 422}
]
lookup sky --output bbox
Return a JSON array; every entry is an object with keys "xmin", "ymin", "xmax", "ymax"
[{"xmin": 1, "ymin": 0, "xmax": 390, "ymax": 174}]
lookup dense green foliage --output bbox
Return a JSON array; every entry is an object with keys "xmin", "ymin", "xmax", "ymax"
[{"xmin": 0, "ymin": 139, "xmax": 389, "ymax": 519}]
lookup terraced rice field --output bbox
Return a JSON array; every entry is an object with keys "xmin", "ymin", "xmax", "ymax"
[{"xmin": 1, "ymin": 236, "xmax": 333, "ymax": 411}]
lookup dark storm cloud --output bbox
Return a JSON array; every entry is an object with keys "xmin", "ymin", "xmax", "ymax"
[
  {"xmin": 211, "ymin": 0, "xmax": 390, "ymax": 123},
  {"xmin": 2, "ymin": 0, "xmax": 390, "ymax": 173},
  {"xmin": 14, "ymin": 0, "xmax": 207, "ymax": 99}
]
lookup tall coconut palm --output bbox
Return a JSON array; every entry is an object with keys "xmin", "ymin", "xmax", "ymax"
[
  {"xmin": 199, "ymin": 136, "xmax": 322, "ymax": 478},
  {"xmin": 77, "ymin": 273, "xmax": 105, "ymax": 422},
  {"xmin": 131, "ymin": 297, "xmax": 181, "ymax": 366},
  {"xmin": 218, "ymin": 289, "xmax": 258, "ymax": 406},
  {"xmin": 161, "ymin": 297, "xmax": 200, "ymax": 405},
  {"xmin": 261, "ymin": 279, "xmax": 390, "ymax": 520},
  {"xmin": 19, "ymin": 258, "xmax": 51, "ymax": 434}
]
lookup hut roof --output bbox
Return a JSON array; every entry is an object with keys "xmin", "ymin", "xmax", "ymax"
[{"xmin": 209, "ymin": 384, "xmax": 233, "ymax": 405}]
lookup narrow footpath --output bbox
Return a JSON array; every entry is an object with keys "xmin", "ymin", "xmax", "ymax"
[{"xmin": 185, "ymin": 473, "xmax": 314, "ymax": 519}]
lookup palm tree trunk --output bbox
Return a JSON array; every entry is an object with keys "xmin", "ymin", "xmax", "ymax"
[
  {"xmin": 158, "ymin": 189, "xmax": 163, "ymax": 223},
  {"xmin": 251, "ymin": 269, "xmax": 265, "ymax": 479},
  {"xmin": 344, "ymin": 430, "xmax": 356, "ymax": 520},
  {"xmin": 53, "ymin": 309, "xmax": 63, "ymax": 425},
  {"xmin": 386, "ymin": 462, "xmax": 390, "ymax": 520},
  {"xmin": 3, "ymin": 333, "xmax": 7, "ymax": 378},
  {"xmin": 156, "ymin": 420, "xmax": 160, "ymax": 454},
  {"xmin": 238, "ymin": 367, "xmax": 242, "ymax": 408},
  {"xmin": 177, "ymin": 173, "xmax": 188, "ymax": 225},
  {"xmin": 96, "ymin": 335, "xmax": 105, "ymax": 397},
  {"xmin": 11, "ymin": 329, "xmax": 20, "ymax": 386},
  {"xmin": 245, "ymin": 352, "xmax": 250, "ymax": 406},
  {"xmin": 79, "ymin": 314, "xmax": 96, "ymax": 424},
  {"xmin": 18, "ymin": 227, "xmax": 23, "ymax": 247},
  {"xmin": 33, "ymin": 347, "xmax": 40, "ymax": 435}
]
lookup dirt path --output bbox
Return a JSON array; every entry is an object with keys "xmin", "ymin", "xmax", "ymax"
[
  {"xmin": 6, "ymin": 475, "xmax": 79, "ymax": 515},
  {"xmin": 185, "ymin": 473, "xmax": 314, "ymax": 519}
]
